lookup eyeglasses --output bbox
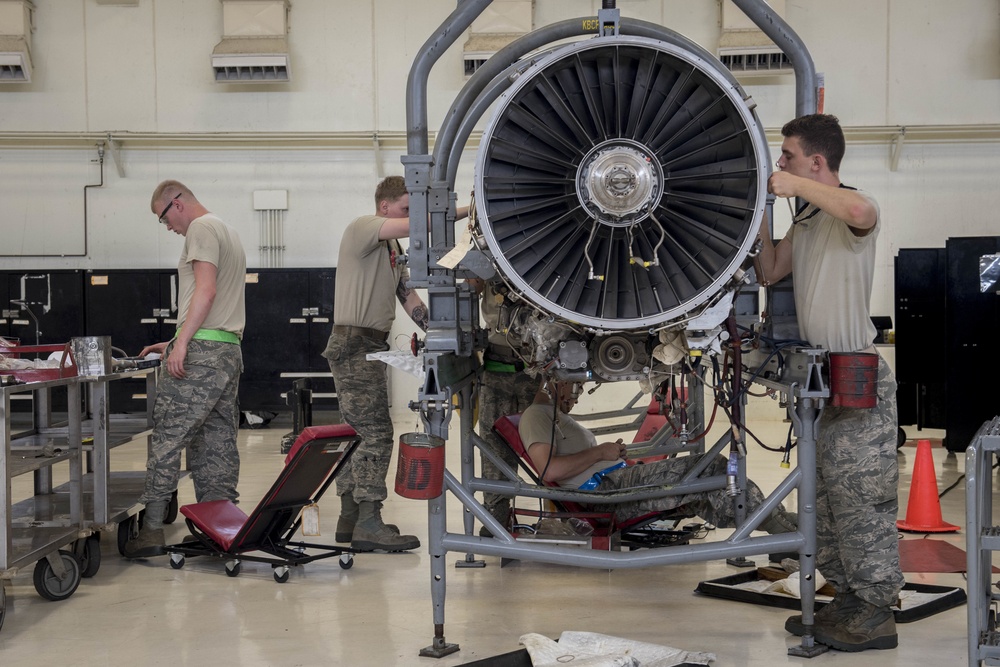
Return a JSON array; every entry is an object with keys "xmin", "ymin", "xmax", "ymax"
[{"xmin": 157, "ymin": 194, "xmax": 182, "ymax": 224}]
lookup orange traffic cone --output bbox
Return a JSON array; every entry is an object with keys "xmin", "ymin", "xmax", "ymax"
[{"xmin": 896, "ymin": 439, "xmax": 959, "ymax": 533}]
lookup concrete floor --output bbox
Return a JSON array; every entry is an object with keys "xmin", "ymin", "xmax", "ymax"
[{"xmin": 0, "ymin": 408, "xmax": 977, "ymax": 666}]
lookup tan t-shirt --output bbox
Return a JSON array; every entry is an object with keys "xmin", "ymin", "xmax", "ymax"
[
  {"xmin": 519, "ymin": 403, "xmax": 620, "ymax": 489},
  {"xmin": 177, "ymin": 214, "xmax": 246, "ymax": 338},
  {"xmin": 785, "ymin": 189, "xmax": 879, "ymax": 353},
  {"xmin": 333, "ymin": 215, "xmax": 403, "ymax": 332}
]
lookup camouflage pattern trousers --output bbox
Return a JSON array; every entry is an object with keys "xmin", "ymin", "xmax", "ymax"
[
  {"xmin": 139, "ymin": 339, "xmax": 243, "ymax": 505},
  {"xmin": 478, "ymin": 368, "xmax": 538, "ymax": 521},
  {"xmin": 815, "ymin": 356, "xmax": 903, "ymax": 607},
  {"xmin": 324, "ymin": 332, "xmax": 393, "ymax": 503},
  {"xmin": 592, "ymin": 453, "xmax": 769, "ymax": 526}
]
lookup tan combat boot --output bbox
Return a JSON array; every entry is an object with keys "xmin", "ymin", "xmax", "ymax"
[
  {"xmin": 124, "ymin": 526, "xmax": 166, "ymax": 559},
  {"xmin": 351, "ymin": 501, "xmax": 419, "ymax": 552},
  {"xmin": 785, "ymin": 590, "xmax": 861, "ymax": 637},
  {"xmin": 336, "ymin": 495, "xmax": 398, "ymax": 543},
  {"xmin": 814, "ymin": 598, "xmax": 897, "ymax": 651}
]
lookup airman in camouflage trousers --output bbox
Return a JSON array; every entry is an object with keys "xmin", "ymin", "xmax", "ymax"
[
  {"xmin": 478, "ymin": 366, "xmax": 538, "ymax": 528},
  {"xmin": 815, "ymin": 356, "xmax": 903, "ymax": 607},
  {"xmin": 324, "ymin": 332, "xmax": 421, "ymax": 552},
  {"xmin": 592, "ymin": 453, "xmax": 793, "ymax": 531},
  {"xmin": 324, "ymin": 332, "xmax": 394, "ymax": 503},
  {"xmin": 125, "ymin": 180, "xmax": 246, "ymax": 560},
  {"xmin": 138, "ymin": 339, "xmax": 243, "ymax": 507}
]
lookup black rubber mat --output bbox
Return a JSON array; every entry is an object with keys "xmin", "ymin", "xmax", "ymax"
[{"xmin": 695, "ymin": 569, "xmax": 966, "ymax": 623}]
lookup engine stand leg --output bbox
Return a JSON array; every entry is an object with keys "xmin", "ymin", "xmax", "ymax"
[
  {"xmin": 726, "ymin": 556, "xmax": 756, "ymax": 568},
  {"xmin": 456, "ymin": 553, "xmax": 486, "ymax": 568},
  {"xmin": 419, "ymin": 625, "xmax": 460, "ymax": 658},
  {"xmin": 787, "ymin": 633, "xmax": 829, "ymax": 658}
]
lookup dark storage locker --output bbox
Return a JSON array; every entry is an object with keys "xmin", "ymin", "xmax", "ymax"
[
  {"xmin": 2, "ymin": 270, "xmax": 86, "ymax": 346},
  {"xmin": 84, "ymin": 269, "xmax": 178, "ymax": 413},
  {"xmin": 241, "ymin": 268, "xmax": 311, "ymax": 411},
  {"xmin": 894, "ymin": 248, "xmax": 947, "ymax": 431},
  {"xmin": 944, "ymin": 236, "xmax": 1000, "ymax": 452},
  {"xmin": 308, "ymin": 268, "xmax": 337, "ymax": 372},
  {"xmin": 240, "ymin": 268, "xmax": 337, "ymax": 413},
  {"xmin": 0, "ymin": 270, "xmax": 86, "ymax": 413},
  {"xmin": 84, "ymin": 270, "xmax": 178, "ymax": 354}
]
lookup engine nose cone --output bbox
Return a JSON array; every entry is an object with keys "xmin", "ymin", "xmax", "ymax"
[{"xmin": 578, "ymin": 141, "xmax": 663, "ymax": 227}]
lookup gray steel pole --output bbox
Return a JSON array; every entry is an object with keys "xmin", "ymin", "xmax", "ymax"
[
  {"xmin": 730, "ymin": 0, "xmax": 817, "ymax": 116},
  {"xmin": 406, "ymin": 0, "xmax": 494, "ymax": 156}
]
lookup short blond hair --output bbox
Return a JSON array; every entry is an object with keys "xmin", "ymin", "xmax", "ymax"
[{"xmin": 150, "ymin": 180, "xmax": 195, "ymax": 211}]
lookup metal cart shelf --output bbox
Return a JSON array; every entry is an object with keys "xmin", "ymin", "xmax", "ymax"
[{"xmin": 1, "ymin": 375, "xmax": 86, "ymax": 631}]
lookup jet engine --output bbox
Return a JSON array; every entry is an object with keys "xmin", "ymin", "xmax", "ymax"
[{"xmin": 471, "ymin": 35, "xmax": 769, "ymax": 383}]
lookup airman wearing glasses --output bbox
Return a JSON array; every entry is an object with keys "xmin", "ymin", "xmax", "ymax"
[{"xmin": 125, "ymin": 180, "xmax": 247, "ymax": 561}]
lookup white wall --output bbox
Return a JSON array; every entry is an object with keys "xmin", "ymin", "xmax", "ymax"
[{"xmin": 1, "ymin": 0, "xmax": 998, "ymax": 415}]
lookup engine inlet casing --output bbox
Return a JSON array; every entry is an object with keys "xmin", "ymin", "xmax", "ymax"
[{"xmin": 474, "ymin": 35, "xmax": 769, "ymax": 333}]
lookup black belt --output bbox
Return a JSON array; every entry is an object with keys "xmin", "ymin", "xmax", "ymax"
[{"xmin": 333, "ymin": 325, "xmax": 389, "ymax": 341}]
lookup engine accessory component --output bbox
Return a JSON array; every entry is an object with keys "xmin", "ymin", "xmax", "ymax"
[{"xmin": 590, "ymin": 334, "xmax": 650, "ymax": 382}]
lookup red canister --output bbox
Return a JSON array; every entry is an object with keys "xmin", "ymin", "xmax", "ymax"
[
  {"xmin": 828, "ymin": 352, "xmax": 879, "ymax": 408},
  {"xmin": 394, "ymin": 432, "xmax": 446, "ymax": 499}
]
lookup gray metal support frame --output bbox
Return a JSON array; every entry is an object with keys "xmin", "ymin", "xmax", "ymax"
[
  {"xmin": 403, "ymin": 0, "xmax": 821, "ymax": 658},
  {"xmin": 729, "ymin": 0, "xmax": 817, "ymax": 117},
  {"xmin": 966, "ymin": 417, "xmax": 1000, "ymax": 666}
]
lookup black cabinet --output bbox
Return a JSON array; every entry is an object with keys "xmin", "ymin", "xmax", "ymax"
[
  {"xmin": 84, "ymin": 269, "xmax": 178, "ymax": 354},
  {"xmin": 1, "ymin": 267, "xmax": 338, "ymax": 416},
  {"xmin": 894, "ymin": 248, "xmax": 947, "ymax": 430},
  {"xmin": 240, "ymin": 268, "xmax": 337, "ymax": 413},
  {"xmin": 0, "ymin": 270, "xmax": 86, "ymax": 412},
  {"xmin": 84, "ymin": 269, "xmax": 178, "ymax": 413},
  {"xmin": 944, "ymin": 236, "xmax": 1000, "ymax": 452},
  {"xmin": 897, "ymin": 239, "xmax": 1000, "ymax": 452},
  {"xmin": 1, "ymin": 270, "xmax": 85, "ymax": 346}
]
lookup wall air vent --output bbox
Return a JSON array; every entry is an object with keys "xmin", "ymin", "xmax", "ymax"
[
  {"xmin": 463, "ymin": 32, "xmax": 523, "ymax": 77},
  {"xmin": 718, "ymin": 0, "xmax": 792, "ymax": 78},
  {"xmin": 0, "ymin": 37, "xmax": 29, "ymax": 81},
  {"xmin": 212, "ymin": 37, "xmax": 289, "ymax": 82},
  {"xmin": 462, "ymin": 0, "xmax": 533, "ymax": 77},
  {"xmin": 0, "ymin": 0, "xmax": 33, "ymax": 83},
  {"xmin": 212, "ymin": 0, "xmax": 290, "ymax": 84},
  {"xmin": 718, "ymin": 33, "xmax": 792, "ymax": 77}
]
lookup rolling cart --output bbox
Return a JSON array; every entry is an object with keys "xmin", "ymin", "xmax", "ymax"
[
  {"xmin": 0, "ymin": 344, "xmax": 166, "ymax": 633},
  {"xmin": 1, "ymin": 371, "xmax": 88, "ymax": 632}
]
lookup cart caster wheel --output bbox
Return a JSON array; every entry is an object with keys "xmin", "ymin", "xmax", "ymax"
[
  {"xmin": 225, "ymin": 560, "xmax": 241, "ymax": 577},
  {"xmin": 169, "ymin": 553, "xmax": 185, "ymax": 570},
  {"xmin": 273, "ymin": 566, "xmax": 290, "ymax": 583},
  {"xmin": 897, "ymin": 427, "xmax": 906, "ymax": 449},
  {"xmin": 164, "ymin": 491, "xmax": 179, "ymax": 525},
  {"xmin": 339, "ymin": 554, "xmax": 354, "ymax": 570},
  {"xmin": 33, "ymin": 550, "xmax": 81, "ymax": 601},
  {"xmin": 79, "ymin": 534, "xmax": 101, "ymax": 578}
]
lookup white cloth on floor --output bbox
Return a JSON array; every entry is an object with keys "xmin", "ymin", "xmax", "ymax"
[
  {"xmin": 520, "ymin": 631, "xmax": 715, "ymax": 666},
  {"xmin": 762, "ymin": 570, "xmax": 828, "ymax": 598}
]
